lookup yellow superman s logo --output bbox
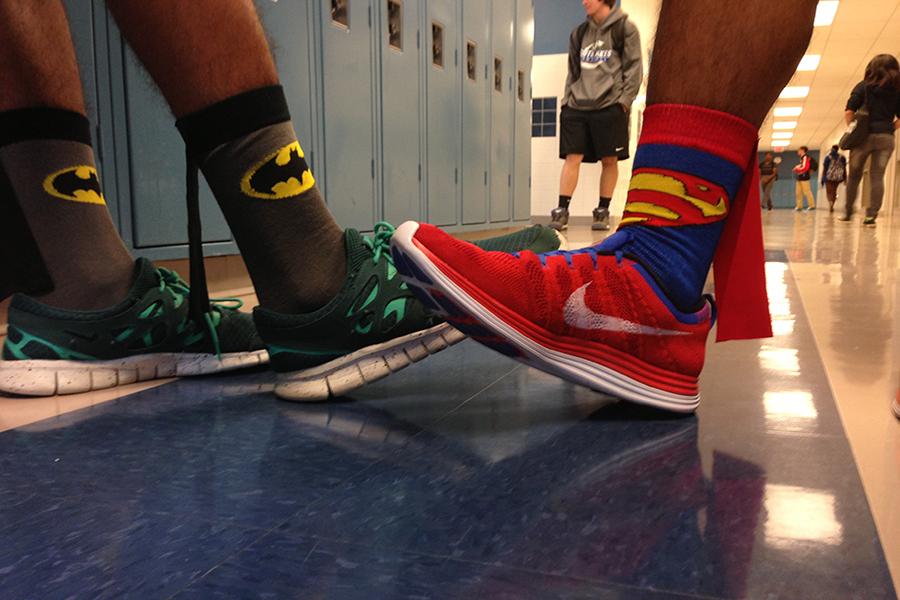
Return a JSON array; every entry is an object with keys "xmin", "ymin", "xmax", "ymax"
[{"xmin": 628, "ymin": 172, "xmax": 728, "ymax": 218}]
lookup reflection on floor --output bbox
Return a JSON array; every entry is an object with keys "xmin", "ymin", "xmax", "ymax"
[{"xmin": 0, "ymin": 210, "xmax": 897, "ymax": 598}]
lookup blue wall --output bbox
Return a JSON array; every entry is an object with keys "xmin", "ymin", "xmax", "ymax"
[
  {"xmin": 534, "ymin": 0, "xmax": 587, "ymax": 55},
  {"xmin": 534, "ymin": 0, "xmax": 622, "ymax": 55}
]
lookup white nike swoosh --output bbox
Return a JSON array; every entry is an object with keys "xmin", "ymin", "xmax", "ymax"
[{"xmin": 563, "ymin": 283, "xmax": 690, "ymax": 336}]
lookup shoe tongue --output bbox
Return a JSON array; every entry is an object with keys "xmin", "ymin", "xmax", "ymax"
[
  {"xmin": 129, "ymin": 257, "xmax": 163, "ymax": 298},
  {"xmin": 344, "ymin": 229, "xmax": 374, "ymax": 270}
]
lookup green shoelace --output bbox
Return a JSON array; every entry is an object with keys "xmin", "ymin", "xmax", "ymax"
[{"xmin": 157, "ymin": 267, "xmax": 243, "ymax": 358}]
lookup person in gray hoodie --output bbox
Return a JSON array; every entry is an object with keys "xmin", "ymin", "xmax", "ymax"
[{"xmin": 549, "ymin": 0, "xmax": 642, "ymax": 232}]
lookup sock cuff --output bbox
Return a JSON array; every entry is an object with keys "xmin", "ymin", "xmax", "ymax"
[
  {"xmin": 175, "ymin": 85, "xmax": 291, "ymax": 157},
  {"xmin": 0, "ymin": 108, "xmax": 92, "ymax": 148},
  {"xmin": 639, "ymin": 104, "xmax": 758, "ymax": 168}
]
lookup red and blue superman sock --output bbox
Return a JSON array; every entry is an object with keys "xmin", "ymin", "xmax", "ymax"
[{"xmin": 597, "ymin": 104, "xmax": 769, "ymax": 340}]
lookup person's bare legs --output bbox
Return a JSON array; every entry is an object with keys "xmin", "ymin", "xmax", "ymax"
[
  {"xmin": 648, "ymin": 0, "xmax": 817, "ymax": 127},
  {"xmin": 0, "ymin": 0, "xmax": 134, "ymax": 309},
  {"xmin": 599, "ymin": 156, "xmax": 618, "ymax": 198},
  {"xmin": 107, "ymin": 0, "xmax": 346, "ymax": 313},
  {"xmin": 0, "ymin": 1, "xmax": 82, "ymax": 114},
  {"xmin": 559, "ymin": 154, "xmax": 583, "ymax": 197}
]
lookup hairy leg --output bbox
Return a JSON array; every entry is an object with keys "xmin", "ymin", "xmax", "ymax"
[
  {"xmin": 106, "ymin": 0, "xmax": 277, "ymax": 117},
  {"xmin": 649, "ymin": 0, "xmax": 818, "ymax": 126},
  {"xmin": 0, "ymin": 1, "xmax": 84, "ymax": 113},
  {"xmin": 559, "ymin": 154, "xmax": 583, "ymax": 197},
  {"xmin": 599, "ymin": 156, "xmax": 618, "ymax": 198}
]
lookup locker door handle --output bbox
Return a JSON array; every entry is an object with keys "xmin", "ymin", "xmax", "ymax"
[
  {"xmin": 454, "ymin": 168, "xmax": 459, "ymax": 184},
  {"xmin": 484, "ymin": 171, "xmax": 488, "ymax": 186},
  {"xmin": 508, "ymin": 174, "xmax": 511, "ymax": 187},
  {"xmin": 371, "ymin": 159, "xmax": 375, "ymax": 179}
]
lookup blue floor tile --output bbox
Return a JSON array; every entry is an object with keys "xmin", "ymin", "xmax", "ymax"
[
  {"xmin": 175, "ymin": 533, "xmax": 680, "ymax": 600},
  {"xmin": 0, "ymin": 254, "xmax": 896, "ymax": 598}
]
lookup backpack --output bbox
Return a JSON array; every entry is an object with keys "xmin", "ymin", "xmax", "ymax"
[
  {"xmin": 825, "ymin": 155, "xmax": 846, "ymax": 182},
  {"xmin": 808, "ymin": 156, "xmax": 818, "ymax": 172}
]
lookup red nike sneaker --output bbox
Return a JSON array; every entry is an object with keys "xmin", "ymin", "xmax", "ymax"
[{"xmin": 390, "ymin": 221, "xmax": 715, "ymax": 413}]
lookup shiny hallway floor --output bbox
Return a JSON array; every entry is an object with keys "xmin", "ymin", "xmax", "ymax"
[{"xmin": 1, "ymin": 210, "xmax": 898, "ymax": 599}]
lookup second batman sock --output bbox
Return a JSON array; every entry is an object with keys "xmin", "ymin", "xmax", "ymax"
[{"xmin": 176, "ymin": 86, "xmax": 345, "ymax": 314}]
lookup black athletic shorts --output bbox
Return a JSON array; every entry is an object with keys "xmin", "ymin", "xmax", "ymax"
[{"xmin": 559, "ymin": 104, "xmax": 629, "ymax": 162}]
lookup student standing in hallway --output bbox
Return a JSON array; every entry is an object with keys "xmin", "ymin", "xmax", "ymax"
[
  {"xmin": 792, "ymin": 146, "xmax": 816, "ymax": 211},
  {"xmin": 821, "ymin": 145, "xmax": 846, "ymax": 213},
  {"xmin": 549, "ymin": 0, "xmax": 642, "ymax": 232},
  {"xmin": 839, "ymin": 54, "xmax": 900, "ymax": 227},
  {"xmin": 759, "ymin": 152, "xmax": 778, "ymax": 210}
]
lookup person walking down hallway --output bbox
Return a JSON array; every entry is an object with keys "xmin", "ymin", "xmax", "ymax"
[
  {"xmin": 792, "ymin": 146, "xmax": 816, "ymax": 211},
  {"xmin": 821, "ymin": 145, "xmax": 846, "ymax": 213},
  {"xmin": 760, "ymin": 152, "xmax": 777, "ymax": 210},
  {"xmin": 549, "ymin": 0, "xmax": 642, "ymax": 232},
  {"xmin": 839, "ymin": 54, "xmax": 900, "ymax": 227}
]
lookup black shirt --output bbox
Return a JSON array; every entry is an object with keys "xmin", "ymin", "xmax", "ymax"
[
  {"xmin": 846, "ymin": 81, "xmax": 900, "ymax": 134},
  {"xmin": 759, "ymin": 159, "xmax": 776, "ymax": 177}
]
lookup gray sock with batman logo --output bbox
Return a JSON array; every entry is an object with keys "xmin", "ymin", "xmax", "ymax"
[
  {"xmin": 179, "ymin": 87, "xmax": 345, "ymax": 314},
  {"xmin": 0, "ymin": 108, "xmax": 134, "ymax": 310}
]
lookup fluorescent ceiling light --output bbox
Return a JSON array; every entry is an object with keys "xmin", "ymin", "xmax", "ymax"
[
  {"xmin": 774, "ymin": 106, "xmax": 803, "ymax": 117},
  {"xmin": 780, "ymin": 86, "xmax": 810, "ymax": 99},
  {"xmin": 797, "ymin": 54, "xmax": 821, "ymax": 71},
  {"xmin": 814, "ymin": 1, "xmax": 839, "ymax": 26},
  {"xmin": 772, "ymin": 132, "xmax": 794, "ymax": 139},
  {"xmin": 773, "ymin": 121, "xmax": 798, "ymax": 129}
]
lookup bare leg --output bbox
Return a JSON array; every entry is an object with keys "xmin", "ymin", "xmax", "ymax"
[
  {"xmin": 599, "ymin": 156, "xmax": 618, "ymax": 198},
  {"xmin": 649, "ymin": 0, "xmax": 817, "ymax": 126},
  {"xmin": 106, "ymin": 0, "xmax": 278, "ymax": 117},
  {"xmin": 559, "ymin": 154, "xmax": 583, "ymax": 197},
  {"xmin": 0, "ymin": 0, "xmax": 134, "ymax": 308},
  {"xmin": 0, "ymin": 1, "xmax": 84, "ymax": 113}
]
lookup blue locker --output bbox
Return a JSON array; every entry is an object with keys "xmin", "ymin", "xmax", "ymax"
[
  {"xmin": 320, "ymin": 0, "xmax": 378, "ymax": 231},
  {"xmin": 426, "ymin": 0, "xmax": 461, "ymax": 226},
  {"xmin": 513, "ymin": 0, "xmax": 533, "ymax": 221},
  {"xmin": 258, "ymin": 2, "xmax": 317, "ymax": 175},
  {"xmin": 108, "ymin": 23, "xmax": 234, "ymax": 252},
  {"xmin": 65, "ymin": 1, "xmax": 119, "ymax": 226},
  {"xmin": 380, "ymin": 0, "xmax": 423, "ymax": 224},
  {"xmin": 490, "ymin": 0, "xmax": 516, "ymax": 223},
  {"xmin": 461, "ymin": 0, "xmax": 491, "ymax": 225}
]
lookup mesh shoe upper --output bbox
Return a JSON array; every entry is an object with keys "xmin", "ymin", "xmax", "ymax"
[
  {"xmin": 2, "ymin": 258, "xmax": 263, "ymax": 361},
  {"xmin": 254, "ymin": 223, "xmax": 442, "ymax": 373},
  {"xmin": 404, "ymin": 223, "xmax": 714, "ymax": 385},
  {"xmin": 472, "ymin": 225, "xmax": 560, "ymax": 254}
]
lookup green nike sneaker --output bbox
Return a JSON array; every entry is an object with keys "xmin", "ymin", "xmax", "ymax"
[
  {"xmin": 0, "ymin": 258, "xmax": 267, "ymax": 396},
  {"xmin": 254, "ymin": 222, "xmax": 560, "ymax": 401}
]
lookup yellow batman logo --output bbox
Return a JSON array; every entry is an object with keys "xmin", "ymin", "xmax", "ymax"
[
  {"xmin": 43, "ymin": 166, "xmax": 105, "ymax": 205},
  {"xmin": 628, "ymin": 172, "xmax": 727, "ymax": 218},
  {"xmin": 240, "ymin": 141, "xmax": 315, "ymax": 200}
]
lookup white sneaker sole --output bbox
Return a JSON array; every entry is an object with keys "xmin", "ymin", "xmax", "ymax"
[
  {"xmin": 391, "ymin": 221, "xmax": 700, "ymax": 413},
  {"xmin": 274, "ymin": 323, "xmax": 465, "ymax": 402},
  {"xmin": 0, "ymin": 350, "xmax": 269, "ymax": 397}
]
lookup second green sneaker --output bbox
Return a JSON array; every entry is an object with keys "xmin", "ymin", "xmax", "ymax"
[
  {"xmin": 255, "ymin": 222, "xmax": 560, "ymax": 401},
  {"xmin": 0, "ymin": 258, "xmax": 267, "ymax": 396}
]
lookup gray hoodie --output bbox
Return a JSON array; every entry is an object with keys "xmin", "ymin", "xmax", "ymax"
[{"xmin": 563, "ymin": 8, "xmax": 642, "ymax": 111}]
